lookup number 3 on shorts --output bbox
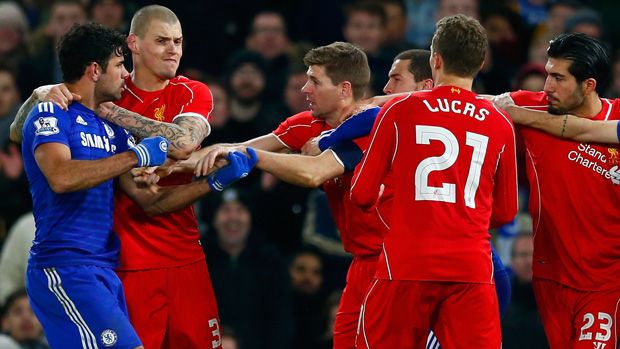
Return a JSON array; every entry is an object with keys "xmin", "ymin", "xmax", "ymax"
[{"xmin": 579, "ymin": 312, "xmax": 612, "ymax": 342}]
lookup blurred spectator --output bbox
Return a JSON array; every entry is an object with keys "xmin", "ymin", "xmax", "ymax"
[
  {"xmin": 316, "ymin": 290, "xmax": 342, "ymax": 349},
  {"xmin": 404, "ymin": 0, "xmax": 437, "ymax": 48},
  {"xmin": 283, "ymin": 64, "xmax": 309, "ymax": 115},
  {"xmin": 0, "ymin": 65, "xmax": 30, "ymax": 237},
  {"xmin": 0, "ymin": 2, "xmax": 29, "ymax": 72},
  {"xmin": 532, "ymin": 0, "xmax": 580, "ymax": 41},
  {"xmin": 224, "ymin": 50, "xmax": 281, "ymax": 142},
  {"xmin": 435, "ymin": 0, "xmax": 480, "ymax": 20},
  {"xmin": 0, "ymin": 213, "xmax": 34, "ymax": 306},
  {"xmin": 290, "ymin": 246, "xmax": 327, "ymax": 349},
  {"xmin": 0, "ymin": 289, "xmax": 49, "ymax": 349},
  {"xmin": 245, "ymin": 11, "xmax": 291, "ymax": 101},
  {"xmin": 220, "ymin": 327, "xmax": 241, "ymax": 349},
  {"xmin": 527, "ymin": 32, "xmax": 553, "ymax": 65},
  {"xmin": 514, "ymin": 63, "xmax": 547, "ymax": 92},
  {"xmin": 201, "ymin": 79, "xmax": 232, "ymax": 146},
  {"xmin": 502, "ymin": 233, "xmax": 549, "ymax": 349},
  {"xmin": 564, "ymin": 8, "xmax": 603, "ymax": 39},
  {"xmin": 89, "ymin": 0, "xmax": 127, "ymax": 33},
  {"xmin": 605, "ymin": 53, "xmax": 620, "ymax": 99},
  {"xmin": 514, "ymin": 0, "xmax": 548, "ymax": 27},
  {"xmin": 381, "ymin": 0, "xmax": 409, "ymax": 49},
  {"xmin": 204, "ymin": 189, "xmax": 294, "ymax": 349},
  {"xmin": 343, "ymin": 1, "xmax": 391, "ymax": 94},
  {"xmin": 19, "ymin": 0, "xmax": 87, "ymax": 97}
]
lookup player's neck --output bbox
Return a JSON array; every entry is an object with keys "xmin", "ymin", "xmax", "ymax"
[
  {"xmin": 131, "ymin": 69, "xmax": 169, "ymax": 92},
  {"xmin": 569, "ymin": 93, "xmax": 603, "ymax": 119},
  {"xmin": 65, "ymin": 82, "xmax": 97, "ymax": 110},
  {"xmin": 327, "ymin": 99, "xmax": 357, "ymax": 127},
  {"xmin": 433, "ymin": 73, "xmax": 473, "ymax": 91}
]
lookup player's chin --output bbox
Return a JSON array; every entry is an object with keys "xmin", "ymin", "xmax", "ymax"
[{"xmin": 159, "ymin": 69, "xmax": 177, "ymax": 80}]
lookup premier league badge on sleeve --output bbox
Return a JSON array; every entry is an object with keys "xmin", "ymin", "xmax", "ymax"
[{"xmin": 34, "ymin": 117, "xmax": 59, "ymax": 136}]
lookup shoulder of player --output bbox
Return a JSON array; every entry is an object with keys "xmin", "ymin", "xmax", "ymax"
[
  {"xmin": 284, "ymin": 110, "xmax": 323, "ymax": 125},
  {"xmin": 509, "ymin": 89, "xmax": 547, "ymax": 108},
  {"xmin": 169, "ymin": 75, "xmax": 209, "ymax": 92},
  {"xmin": 28, "ymin": 102, "xmax": 69, "ymax": 122}
]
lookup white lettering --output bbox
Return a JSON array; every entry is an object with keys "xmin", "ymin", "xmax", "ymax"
[
  {"xmin": 79, "ymin": 132, "xmax": 114, "ymax": 153},
  {"xmin": 463, "ymin": 103, "xmax": 476, "ymax": 117},
  {"xmin": 422, "ymin": 98, "xmax": 487, "ymax": 122},
  {"xmin": 423, "ymin": 99, "xmax": 438, "ymax": 112}
]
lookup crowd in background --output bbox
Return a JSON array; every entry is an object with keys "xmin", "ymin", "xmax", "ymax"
[{"xmin": 0, "ymin": 0, "xmax": 618, "ymax": 348}]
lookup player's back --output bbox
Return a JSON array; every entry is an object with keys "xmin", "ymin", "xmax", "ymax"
[
  {"xmin": 22, "ymin": 102, "xmax": 130, "ymax": 269},
  {"xmin": 363, "ymin": 86, "xmax": 517, "ymax": 282}
]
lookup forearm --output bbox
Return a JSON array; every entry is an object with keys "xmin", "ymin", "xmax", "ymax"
[
  {"xmin": 145, "ymin": 179, "xmax": 212, "ymax": 215},
  {"xmin": 99, "ymin": 104, "xmax": 206, "ymax": 159},
  {"xmin": 10, "ymin": 94, "xmax": 38, "ymax": 143},
  {"xmin": 48, "ymin": 152, "xmax": 137, "ymax": 193},
  {"xmin": 255, "ymin": 149, "xmax": 341, "ymax": 188}
]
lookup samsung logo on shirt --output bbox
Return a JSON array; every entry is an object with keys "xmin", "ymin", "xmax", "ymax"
[{"xmin": 80, "ymin": 132, "xmax": 117, "ymax": 153}]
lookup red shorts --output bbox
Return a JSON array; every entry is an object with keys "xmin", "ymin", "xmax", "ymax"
[
  {"xmin": 533, "ymin": 277, "xmax": 620, "ymax": 349},
  {"xmin": 117, "ymin": 259, "xmax": 222, "ymax": 349},
  {"xmin": 333, "ymin": 255, "xmax": 378, "ymax": 349},
  {"xmin": 358, "ymin": 279, "xmax": 501, "ymax": 349}
]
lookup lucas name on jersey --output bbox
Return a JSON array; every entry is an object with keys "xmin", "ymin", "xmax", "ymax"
[
  {"xmin": 567, "ymin": 143, "xmax": 620, "ymax": 185},
  {"xmin": 422, "ymin": 98, "xmax": 490, "ymax": 121}
]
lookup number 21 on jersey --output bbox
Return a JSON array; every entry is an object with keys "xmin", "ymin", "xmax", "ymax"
[{"xmin": 414, "ymin": 125, "xmax": 488, "ymax": 208}]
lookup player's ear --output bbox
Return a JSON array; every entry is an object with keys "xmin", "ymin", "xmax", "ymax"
[
  {"xmin": 583, "ymin": 78, "xmax": 597, "ymax": 95},
  {"xmin": 89, "ymin": 62, "xmax": 102, "ymax": 82},
  {"xmin": 340, "ymin": 81, "xmax": 352, "ymax": 99},
  {"xmin": 127, "ymin": 33, "xmax": 138, "ymax": 53}
]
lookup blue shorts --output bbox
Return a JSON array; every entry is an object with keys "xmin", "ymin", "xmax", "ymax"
[{"xmin": 26, "ymin": 265, "xmax": 142, "ymax": 349}]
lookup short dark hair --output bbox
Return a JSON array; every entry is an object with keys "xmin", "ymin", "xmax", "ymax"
[
  {"xmin": 395, "ymin": 49, "xmax": 432, "ymax": 81},
  {"xmin": 431, "ymin": 14, "xmax": 488, "ymax": 78},
  {"xmin": 344, "ymin": 1, "xmax": 387, "ymax": 27},
  {"xmin": 1, "ymin": 289, "xmax": 28, "ymax": 318},
  {"xmin": 303, "ymin": 42, "xmax": 370, "ymax": 100},
  {"xmin": 547, "ymin": 33, "xmax": 610, "ymax": 93},
  {"xmin": 58, "ymin": 22, "xmax": 127, "ymax": 83}
]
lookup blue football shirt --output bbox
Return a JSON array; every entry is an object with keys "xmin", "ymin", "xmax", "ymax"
[{"xmin": 22, "ymin": 101, "xmax": 134, "ymax": 268}]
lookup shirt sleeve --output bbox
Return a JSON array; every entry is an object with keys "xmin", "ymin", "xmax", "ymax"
[
  {"xmin": 490, "ymin": 113, "xmax": 519, "ymax": 228},
  {"xmin": 350, "ymin": 100, "xmax": 400, "ymax": 210},
  {"xmin": 172, "ymin": 81, "xmax": 213, "ymax": 133},
  {"xmin": 28, "ymin": 102, "xmax": 71, "ymax": 153},
  {"xmin": 113, "ymin": 125, "xmax": 136, "ymax": 154},
  {"xmin": 271, "ymin": 112, "xmax": 320, "ymax": 152}
]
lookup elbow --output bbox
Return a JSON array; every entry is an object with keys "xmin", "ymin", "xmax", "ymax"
[
  {"xmin": 9, "ymin": 126, "xmax": 20, "ymax": 143},
  {"xmin": 48, "ymin": 178, "xmax": 72, "ymax": 194},
  {"xmin": 490, "ymin": 211, "xmax": 517, "ymax": 229},
  {"xmin": 143, "ymin": 206, "xmax": 163, "ymax": 217},
  {"xmin": 305, "ymin": 173, "xmax": 326, "ymax": 188}
]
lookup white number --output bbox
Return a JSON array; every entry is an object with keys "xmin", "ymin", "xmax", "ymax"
[
  {"xmin": 414, "ymin": 126, "xmax": 488, "ymax": 208},
  {"xmin": 209, "ymin": 318, "xmax": 222, "ymax": 348},
  {"xmin": 580, "ymin": 313, "xmax": 595, "ymax": 340},
  {"xmin": 596, "ymin": 312, "xmax": 612, "ymax": 341},
  {"xmin": 579, "ymin": 312, "xmax": 613, "ymax": 342}
]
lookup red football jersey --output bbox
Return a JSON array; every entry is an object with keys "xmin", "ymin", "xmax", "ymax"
[
  {"xmin": 351, "ymin": 86, "xmax": 519, "ymax": 283},
  {"xmin": 511, "ymin": 90, "xmax": 620, "ymax": 291},
  {"xmin": 114, "ymin": 76, "xmax": 213, "ymax": 270},
  {"xmin": 272, "ymin": 112, "xmax": 385, "ymax": 256}
]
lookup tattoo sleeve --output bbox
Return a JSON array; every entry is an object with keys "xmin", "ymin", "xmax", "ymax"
[
  {"xmin": 100, "ymin": 104, "xmax": 209, "ymax": 159},
  {"xmin": 10, "ymin": 94, "xmax": 39, "ymax": 143}
]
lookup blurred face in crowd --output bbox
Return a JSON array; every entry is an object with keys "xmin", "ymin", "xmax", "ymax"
[
  {"xmin": 230, "ymin": 63, "xmax": 265, "ymax": 102},
  {"xmin": 247, "ymin": 13, "xmax": 289, "ymax": 60},
  {"xmin": 91, "ymin": 0, "xmax": 124, "ymax": 30},
  {"xmin": 569, "ymin": 23, "xmax": 602, "ymax": 39},
  {"xmin": 344, "ymin": 11, "xmax": 384, "ymax": 55},
  {"xmin": 130, "ymin": 19, "xmax": 183, "ymax": 81},
  {"xmin": 214, "ymin": 201, "xmax": 251, "ymax": 248},
  {"xmin": 547, "ymin": 4, "xmax": 577, "ymax": 35},
  {"xmin": 383, "ymin": 3, "xmax": 407, "ymax": 44},
  {"xmin": 46, "ymin": 3, "xmax": 87, "ymax": 41},
  {"xmin": 544, "ymin": 57, "xmax": 587, "ymax": 114},
  {"xmin": 289, "ymin": 252, "xmax": 323, "ymax": 295},
  {"xmin": 0, "ymin": 70, "xmax": 19, "ymax": 117},
  {"xmin": 383, "ymin": 59, "xmax": 431, "ymax": 94},
  {"xmin": 484, "ymin": 14, "xmax": 516, "ymax": 44},
  {"xmin": 611, "ymin": 59, "xmax": 620, "ymax": 94},
  {"xmin": 436, "ymin": 0, "xmax": 479, "ymax": 20},
  {"xmin": 95, "ymin": 53, "xmax": 129, "ymax": 102},
  {"xmin": 301, "ymin": 65, "xmax": 342, "ymax": 119},
  {"xmin": 284, "ymin": 72, "xmax": 309, "ymax": 114},
  {"xmin": 1, "ymin": 295, "xmax": 44, "ymax": 343},
  {"xmin": 511, "ymin": 236, "xmax": 534, "ymax": 283},
  {"xmin": 520, "ymin": 73, "xmax": 546, "ymax": 92},
  {"xmin": 221, "ymin": 334, "xmax": 239, "ymax": 349},
  {"xmin": 208, "ymin": 83, "xmax": 230, "ymax": 128}
]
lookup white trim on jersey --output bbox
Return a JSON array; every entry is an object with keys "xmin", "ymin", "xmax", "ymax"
[
  {"xmin": 375, "ymin": 205, "xmax": 389, "ymax": 230},
  {"xmin": 327, "ymin": 149, "xmax": 345, "ymax": 169},
  {"xmin": 270, "ymin": 133, "xmax": 293, "ymax": 150},
  {"xmin": 382, "ymin": 243, "xmax": 393, "ymax": 280},
  {"xmin": 123, "ymin": 86, "xmax": 144, "ymax": 104},
  {"xmin": 526, "ymin": 149, "xmax": 542, "ymax": 237},
  {"xmin": 391, "ymin": 122, "xmax": 399, "ymax": 165},
  {"xmin": 490, "ymin": 102, "xmax": 519, "ymax": 216},
  {"xmin": 44, "ymin": 268, "xmax": 99, "ymax": 349},
  {"xmin": 603, "ymin": 98, "xmax": 612, "ymax": 121},
  {"xmin": 361, "ymin": 279, "xmax": 380, "ymax": 349},
  {"xmin": 38, "ymin": 102, "xmax": 55, "ymax": 114},
  {"xmin": 172, "ymin": 112, "xmax": 211, "ymax": 137}
]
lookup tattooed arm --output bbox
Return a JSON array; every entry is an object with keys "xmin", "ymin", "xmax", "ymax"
[{"xmin": 97, "ymin": 102, "xmax": 209, "ymax": 160}]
